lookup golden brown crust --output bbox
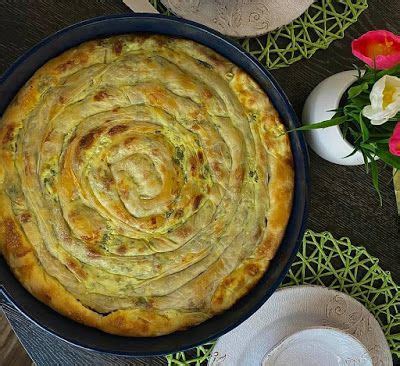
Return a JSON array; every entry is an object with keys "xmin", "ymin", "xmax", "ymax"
[{"xmin": 0, "ymin": 35, "xmax": 293, "ymax": 336}]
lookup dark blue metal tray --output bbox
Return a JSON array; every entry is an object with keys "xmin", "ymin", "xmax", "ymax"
[{"xmin": 0, "ymin": 14, "xmax": 309, "ymax": 356}]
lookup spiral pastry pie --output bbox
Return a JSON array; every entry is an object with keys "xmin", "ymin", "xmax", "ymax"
[{"xmin": 0, "ymin": 35, "xmax": 293, "ymax": 336}]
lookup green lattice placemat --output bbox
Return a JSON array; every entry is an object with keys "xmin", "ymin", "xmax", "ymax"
[
  {"xmin": 150, "ymin": 0, "xmax": 368, "ymax": 69},
  {"xmin": 166, "ymin": 230, "xmax": 400, "ymax": 365}
]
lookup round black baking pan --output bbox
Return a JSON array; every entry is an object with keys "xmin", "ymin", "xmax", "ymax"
[{"xmin": 0, "ymin": 14, "xmax": 309, "ymax": 356}]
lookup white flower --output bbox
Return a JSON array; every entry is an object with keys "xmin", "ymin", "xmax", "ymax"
[{"xmin": 362, "ymin": 75, "xmax": 400, "ymax": 125}]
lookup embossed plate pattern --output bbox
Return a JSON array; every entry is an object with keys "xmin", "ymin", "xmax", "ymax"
[{"xmin": 159, "ymin": 0, "xmax": 313, "ymax": 37}]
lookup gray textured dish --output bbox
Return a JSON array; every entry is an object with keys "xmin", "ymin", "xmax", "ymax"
[{"xmin": 160, "ymin": 0, "xmax": 313, "ymax": 37}]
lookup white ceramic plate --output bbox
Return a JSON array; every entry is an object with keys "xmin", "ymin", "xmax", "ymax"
[
  {"xmin": 160, "ymin": 0, "xmax": 313, "ymax": 37},
  {"xmin": 210, "ymin": 286, "xmax": 392, "ymax": 366},
  {"xmin": 262, "ymin": 327, "xmax": 372, "ymax": 366}
]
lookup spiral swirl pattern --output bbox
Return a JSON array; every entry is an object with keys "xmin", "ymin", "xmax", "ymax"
[{"xmin": 0, "ymin": 35, "xmax": 293, "ymax": 336}]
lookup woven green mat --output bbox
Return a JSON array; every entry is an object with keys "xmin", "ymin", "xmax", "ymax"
[
  {"xmin": 150, "ymin": 0, "xmax": 368, "ymax": 69},
  {"xmin": 166, "ymin": 230, "xmax": 400, "ymax": 365}
]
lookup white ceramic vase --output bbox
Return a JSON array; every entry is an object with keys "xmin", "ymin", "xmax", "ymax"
[{"xmin": 302, "ymin": 70, "xmax": 365, "ymax": 166}]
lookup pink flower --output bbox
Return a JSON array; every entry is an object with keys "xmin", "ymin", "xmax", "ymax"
[
  {"xmin": 389, "ymin": 122, "xmax": 400, "ymax": 156},
  {"xmin": 352, "ymin": 30, "xmax": 400, "ymax": 70}
]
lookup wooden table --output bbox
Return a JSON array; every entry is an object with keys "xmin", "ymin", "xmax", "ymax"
[{"xmin": 0, "ymin": 0, "xmax": 399, "ymax": 365}]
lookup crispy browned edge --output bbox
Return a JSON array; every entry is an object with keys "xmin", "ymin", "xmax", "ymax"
[{"xmin": 0, "ymin": 35, "xmax": 294, "ymax": 336}]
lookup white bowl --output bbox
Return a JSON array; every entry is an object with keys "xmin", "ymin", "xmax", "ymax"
[{"xmin": 262, "ymin": 327, "xmax": 373, "ymax": 366}]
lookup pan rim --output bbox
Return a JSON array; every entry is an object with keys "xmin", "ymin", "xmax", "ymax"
[{"xmin": 0, "ymin": 13, "xmax": 309, "ymax": 357}]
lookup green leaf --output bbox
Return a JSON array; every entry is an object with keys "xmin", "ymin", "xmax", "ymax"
[
  {"xmin": 360, "ymin": 67, "xmax": 378, "ymax": 83},
  {"xmin": 377, "ymin": 64, "xmax": 400, "ymax": 78},
  {"xmin": 376, "ymin": 150, "xmax": 400, "ymax": 169},
  {"xmin": 347, "ymin": 82, "xmax": 369, "ymax": 99},
  {"xmin": 372, "ymin": 138, "xmax": 390, "ymax": 144},
  {"xmin": 360, "ymin": 143, "xmax": 376, "ymax": 153},
  {"xmin": 359, "ymin": 113, "xmax": 370, "ymax": 142},
  {"xmin": 369, "ymin": 159, "xmax": 382, "ymax": 205},
  {"xmin": 327, "ymin": 108, "xmax": 343, "ymax": 113},
  {"xmin": 347, "ymin": 112, "xmax": 360, "ymax": 124},
  {"xmin": 343, "ymin": 147, "xmax": 360, "ymax": 158},
  {"xmin": 351, "ymin": 96, "xmax": 370, "ymax": 108},
  {"xmin": 361, "ymin": 150, "xmax": 370, "ymax": 173},
  {"xmin": 341, "ymin": 124, "xmax": 349, "ymax": 139},
  {"xmin": 368, "ymin": 132, "xmax": 392, "ymax": 138},
  {"xmin": 291, "ymin": 115, "xmax": 348, "ymax": 132}
]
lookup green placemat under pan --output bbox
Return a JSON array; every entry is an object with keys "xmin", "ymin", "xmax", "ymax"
[
  {"xmin": 167, "ymin": 230, "xmax": 400, "ymax": 365},
  {"xmin": 150, "ymin": 0, "xmax": 368, "ymax": 69}
]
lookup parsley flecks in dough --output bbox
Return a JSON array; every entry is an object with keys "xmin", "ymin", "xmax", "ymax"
[
  {"xmin": 249, "ymin": 170, "xmax": 259, "ymax": 182},
  {"xmin": 196, "ymin": 59, "xmax": 213, "ymax": 69}
]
